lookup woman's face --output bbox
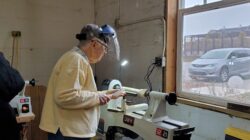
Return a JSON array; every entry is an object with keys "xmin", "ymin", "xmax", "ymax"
[{"xmin": 88, "ymin": 38, "xmax": 108, "ymax": 64}]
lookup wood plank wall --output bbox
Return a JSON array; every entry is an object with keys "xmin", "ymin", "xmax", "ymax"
[{"xmin": 25, "ymin": 85, "xmax": 47, "ymax": 140}]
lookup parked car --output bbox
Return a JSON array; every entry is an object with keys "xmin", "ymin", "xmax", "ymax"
[{"xmin": 188, "ymin": 48, "xmax": 250, "ymax": 82}]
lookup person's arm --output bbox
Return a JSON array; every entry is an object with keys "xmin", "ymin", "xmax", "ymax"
[
  {"xmin": 53, "ymin": 57, "xmax": 106, "ymax": 109},
  {"xmin": 0, "ymin": 52, "xmax": 25, "ymax": 102}
]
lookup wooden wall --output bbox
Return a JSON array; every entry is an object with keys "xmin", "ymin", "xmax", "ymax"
[{"xmin": 25, "ymin": 85, "xmax": 47, "ymax": 140}]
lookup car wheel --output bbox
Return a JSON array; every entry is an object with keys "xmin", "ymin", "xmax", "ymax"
[{"xmin": 220, "ymin": 67, "xmax": 229, "ymax": 82}]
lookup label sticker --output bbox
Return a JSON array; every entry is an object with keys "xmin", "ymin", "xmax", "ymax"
[
  {"xmin": 123, "ymin": 115, "xmax": 134, "ymax": 126},
  {"xmin": 156, "ymin": 128, "xmax": 168, "ymax": 139}
]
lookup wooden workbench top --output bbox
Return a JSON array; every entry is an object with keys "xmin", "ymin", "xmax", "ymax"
[{"xmin": 16, "ymin": 113, "xmax": 35, "ymax": 123}]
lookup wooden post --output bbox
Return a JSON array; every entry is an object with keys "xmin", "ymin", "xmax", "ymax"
[{"xmin": 165, "ymin": 0, "xmax": 178, "ymax": 93}]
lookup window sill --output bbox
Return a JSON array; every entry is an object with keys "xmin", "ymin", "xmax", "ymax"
[{"xmin": 177, "ymin": 97, "xmax": 250, "ymax": 120}]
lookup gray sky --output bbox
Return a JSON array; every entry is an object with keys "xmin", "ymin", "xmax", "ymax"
[
  {"xmin": 183, "ymin": 2, "xmax": 250, "ymax": 36},
  {"xmin": 184, "ymin": 0, "xmax": 221, "ymax": 8}
]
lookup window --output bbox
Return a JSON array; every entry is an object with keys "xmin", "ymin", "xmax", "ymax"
[
  {"xmin": 177, "ymin": 0, "xmax": 250, "ymax": 108},
  {"xmin": 179, "ymin": 0, "xmax": 222, "ymax": 9}
]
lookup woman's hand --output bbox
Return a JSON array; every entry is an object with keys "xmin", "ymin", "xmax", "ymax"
[{"xmin": 106, "ymin": 89, "xmax": 126, "ymax": 99}]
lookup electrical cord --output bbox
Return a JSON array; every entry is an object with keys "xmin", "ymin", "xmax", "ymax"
[
  {"xmin": 11, "ymin": 31, "xmax": 21, "ymax": 68},
  {"xmin": 144, "ymin": 62, "xmax": 157, "ymax": 104},
  {"xmin": 144, "ymin": 62, "xmax": 156, "ymax": 92},
  {"xmin": 11, "ymin": 37, "xmax": 16, "ymax": 66}
]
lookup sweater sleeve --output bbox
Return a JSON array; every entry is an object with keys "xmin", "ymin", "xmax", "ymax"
[
  {"xmin": 53, "ymin": 57, "xmax": 105, "ymax": 109},
  {"xmin": 0, "ymin": 52, "xmax": 25, "ymax": 102}
]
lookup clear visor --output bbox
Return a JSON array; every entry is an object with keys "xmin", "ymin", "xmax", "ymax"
[{"xmin": 106, "ymin": 34, "xmax": 120, "ymax": 60}]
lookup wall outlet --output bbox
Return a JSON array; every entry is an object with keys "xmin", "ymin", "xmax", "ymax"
[
  {"xmin": 161, "ymin": 56, "xmax": 166, "ymax": 67},
  {"xmin": 154, "ymin": 56, "xmax": 166, "ymax": 67}
]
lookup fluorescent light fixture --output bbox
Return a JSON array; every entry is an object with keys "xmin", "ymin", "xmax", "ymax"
[{"xmin": 121, "ymin": 60, "xmax": 128, "ymax": 67}]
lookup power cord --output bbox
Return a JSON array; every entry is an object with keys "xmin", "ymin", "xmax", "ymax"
[
  {"xmin": 144, "ymin": 56, "xmax": 165, "ymax": 103},
  {"xmin": 144, "ymin": 63, "xmax": 156, "ymax": 92},
  {"xmin": 144, "ymin": 56, "xmax": 164, "ymax": 91}
]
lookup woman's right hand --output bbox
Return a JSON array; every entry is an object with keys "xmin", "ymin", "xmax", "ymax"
[
  {"xmin": 106, "ymin": 89, "xmax": 126, "ymax": 99},
  {"xmin": 99, "ymin": 94, "xmax": 111, "ymax": 105}
]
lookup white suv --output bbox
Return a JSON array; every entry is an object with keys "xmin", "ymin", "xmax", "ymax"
[{"xmin": 188, "ymin": 48, "xmax": 250, "ymax": 82}]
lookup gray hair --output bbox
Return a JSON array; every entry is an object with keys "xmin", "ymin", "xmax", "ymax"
[
  {"xmin": 78, "ymin": 40, "xmax": 90, "ymax": 48},
  {"xmin": 76, "ymin": 24, "xmax": 102, "ymax": 42}
]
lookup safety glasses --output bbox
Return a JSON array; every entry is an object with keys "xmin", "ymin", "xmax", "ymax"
[{"xmin": 92, "ymin": 38, "xmax": 108, "ymax": 52}]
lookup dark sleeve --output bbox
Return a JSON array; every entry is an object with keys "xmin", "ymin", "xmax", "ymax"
[{"xmin": 0, "ymin": 52, "xmax": 25, "ymax": 102}]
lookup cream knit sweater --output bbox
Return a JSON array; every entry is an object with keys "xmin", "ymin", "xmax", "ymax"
[{"xmin": 39, "ymin": 47, "xmax": 104, "ymax": 138}]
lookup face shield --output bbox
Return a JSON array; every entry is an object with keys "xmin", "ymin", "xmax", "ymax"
[
  {"xmin": 76, "ymin": 24, "xmax": 120, "ymax": 60},
  {"xmin": 99, "ymin": 24, "xmax": 120, "ymax": 60}
]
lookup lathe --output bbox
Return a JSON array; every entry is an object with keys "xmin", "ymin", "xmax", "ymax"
[{"xmin": 99, "ymin": 79, "xmax": 195, "ymax": 140}]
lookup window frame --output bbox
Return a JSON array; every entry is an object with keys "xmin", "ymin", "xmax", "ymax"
[
  {"xmin": 179, "ymin": 0, "xmax": 223, "ymax": 9},
  {"xmin": 176, "ymin": 0, "xmax": 250, "ymax": 107}
]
